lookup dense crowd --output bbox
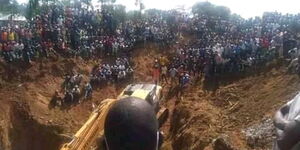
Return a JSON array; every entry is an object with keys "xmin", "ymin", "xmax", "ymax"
[
  {"xmin": 0, "ymin": 4, "xmax": 178, "ymax": 63},
  {"xmin": 50, "ymin": 57, "xmax": 134, "ymax": 107},
  {"xmin": 151, "ymin": 12, "xmax": 300, "ymax": 95},
  {"xmin": 1, "ymin": 3, "xmax": 300, "ymax": 101},
  {"xmin": 90, "ymin": 57, "xmax": 133, "ymax": 85}
]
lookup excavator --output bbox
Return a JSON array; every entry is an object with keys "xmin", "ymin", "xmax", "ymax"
[{"xmin": 60, "ymin": 84, "xmax": 169, "ymax": 150}]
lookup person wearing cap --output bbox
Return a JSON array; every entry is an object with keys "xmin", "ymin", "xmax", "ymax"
[{"xmin": 103, "ymin": 97, "xmax": 163, "ymax": 150}]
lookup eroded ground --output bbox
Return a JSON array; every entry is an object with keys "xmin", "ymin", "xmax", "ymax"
[{"xmin": 0, "ymin": 38, "xmax": 299, "ymax": 150}]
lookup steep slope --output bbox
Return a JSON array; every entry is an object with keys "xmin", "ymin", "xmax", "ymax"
[
  {"xmin": 168, "ymin": 64, "xmax": 300, "ymax": 150},
  {"xmin": 0, "ymin": 36, "xmax": 298, "ymax": 150}
]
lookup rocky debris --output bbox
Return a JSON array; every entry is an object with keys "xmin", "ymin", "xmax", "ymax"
[
  {"xmin": 213, "ymin": 134, "xmax": 236, "ymax": 150},
  {"xmin": 242, "ymin": 118, "xmax": 275, "ymax": 149},
  {"xmin": 212, "ymin": 84, "xmax": 243, "ymax": 107}
]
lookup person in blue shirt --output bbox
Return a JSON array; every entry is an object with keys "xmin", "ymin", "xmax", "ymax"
[{"xmin": 84, "ymin": 81, "xmax": 93, "ymax": 100}]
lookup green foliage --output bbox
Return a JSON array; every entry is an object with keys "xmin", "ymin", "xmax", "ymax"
[
  {"xmin": 214, "ymin": 6, "xmax": 231, "ymax": 19},
  {"xmin": 0, "ymin": 0, "xmax": 25, "ymax": 16},
  {"xmin": 113, "ymin": 4, "xmax": 126, "ymax": 23},
  {"xmin": 144, "ymin": 9, "xmax": 163, "ymax": 18},
  {"xmin": 26, "ymin": 0, "xmax": 40, "ymax": 20},
  {"xmin": 192, "ymin": 2, "xmax": 231, "ymax": 19},
  {"xmin": 126, "ymin": 10, "xmax": 141, "ymax": 21}
]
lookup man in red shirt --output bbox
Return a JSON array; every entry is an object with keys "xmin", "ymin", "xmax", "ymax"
[
  {"xmin": 1, "ymin": 30, "xmax": 8, "ymax": 42},
  {"xmin": 262, "ymin": 37, "xmax": 270, "ymax": 49}
]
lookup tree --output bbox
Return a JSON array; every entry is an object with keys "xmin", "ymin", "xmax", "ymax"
[
  {"xmin": 135, "ymin": 0, "xmax": 145, "ymax": 15},
  {"xmin": 215, "ymin": 6, "xmax": 231, "ymax": 19},
  {"xmin": 192, "ymin": 2, "xmax": 230, "ymax": 19},
  {"xmin": 113, "ymin": 4, "xmax": 126, "ymax": 23},
  {"xmin": 144, "ymin": 9, "xmax": 163, "ymax": 18},
  {"xmin": 127, "ymin": 10, "xmax": 141, "ymax": 22},
  {"xmin": 192, "ymin": 2, "xmax": 214, "ymax": 17},
  {"xmin": 0, "ymin": 0, "xmax": 24, "ymax": 16},
  {"xmin": 26, "ymin": 0, "xmax": 40, "ymax": 20}
]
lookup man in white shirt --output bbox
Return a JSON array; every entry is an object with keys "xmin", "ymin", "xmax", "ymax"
[{"xmin": 169, "ymin": 67, "xmax": 178, "ymax": 87}]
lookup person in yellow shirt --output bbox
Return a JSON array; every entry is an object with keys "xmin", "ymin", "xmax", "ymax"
[
  {"xmin": 8, "ymin": 31, "xmax": 15, "ymax": 41},
  {"xmin": 159, "ymin": 56, "xmax": 168, "ymax": 66}
]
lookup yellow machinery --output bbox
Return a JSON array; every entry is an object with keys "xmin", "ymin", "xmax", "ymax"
[{"xmin": 60, "ymin": 84, "xmax": 169, "ymax": 150}]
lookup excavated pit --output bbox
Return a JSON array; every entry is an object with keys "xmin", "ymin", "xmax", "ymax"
[
  {"xmin": 0, "ymin": 101, "xmax": 64, "ymax": 150},
  {"xmin": 0, "ymin": 39, "xmax": 299, "ymax": 150},
  {"xmin": 164, "ymin": 62, "xmax": 300, "ymax": 150}
]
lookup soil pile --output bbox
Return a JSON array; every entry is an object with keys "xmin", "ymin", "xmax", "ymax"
[{"xmin": 167, "ymin": 65, "xmax": 300, "ymax": 150}]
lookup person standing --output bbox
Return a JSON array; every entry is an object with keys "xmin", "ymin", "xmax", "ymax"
[
  {"xmin": 161, "ymin": 65, "xmax": 168, "ymax": 84},
  {"xmin": 153, "ymin": 59, "xmax": 160, "ymax": 84},
  {"xmin": 84, "ymin": 82, "xmax": 93, "ymax": 100},
  {"xmin": 169, "ymin": 67, "xmax": 178, "ymax": 87},
  {"xmin": 1, "ymin": 29, "xmax": 8, "ymax": 43}
]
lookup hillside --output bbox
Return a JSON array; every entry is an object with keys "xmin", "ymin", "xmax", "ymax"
[{"xmin": 0, "ymin": 38, "xmax": 299, "ymax": 150}]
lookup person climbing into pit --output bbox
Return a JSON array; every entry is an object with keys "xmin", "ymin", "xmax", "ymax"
[
  {"xmin": 153, "ymin": 58, "xmax": 161, "ymax": 84},
  {"xmin": 176, "ymin": 72, "xmax": 190, "ymax": 99},
  {"xmin": 84, "ymin": 81, "xmax": 93, "ymax": 100},
  {"xmin": 273, "ymin": 93, "xmax": 300, "ymax": 150},
  {"xmin": 102, "ymin": 97, "xmax": 164, "ymax": 150}
]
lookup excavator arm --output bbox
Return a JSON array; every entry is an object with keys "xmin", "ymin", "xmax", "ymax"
[
  {"xmin": 60, "ymin": 84, "xmax": 169, "ymax": 150},
  {"xmin": 60, "ymin": 99, "xmax": 117, "ymax": 150}
]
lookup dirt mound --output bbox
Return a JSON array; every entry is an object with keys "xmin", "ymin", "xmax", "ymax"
[
  {"xmin": 9, "ymin": 101, "xmax": 63, "ymax": 150},
  {"xmin": 242, "ymin": 118, "xmax": 275, "ymax": 149},
  {"xmin": 0, "ymin": 58, "xmax": 113, "ymax": 150},
  {"xmin": 167, "ymin": 65, "xmax": 300, "ymax": 150},
  {"xmin": 0, "ymin": 100, "xmax": 65, "ymax": 150},
  {"xmin": 0, "ymin": 42, "xmax": 164, "ymax": 150},
  {"xmin": 170, "ymin": 99, "xmax": 221, "ymax": 150}
]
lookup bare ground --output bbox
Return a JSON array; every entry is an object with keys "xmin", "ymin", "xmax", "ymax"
[{"xmin": 0, "ymin": 36, "xmax": 299, "ymax": 150}]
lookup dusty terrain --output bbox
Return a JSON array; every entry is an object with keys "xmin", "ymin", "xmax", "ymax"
[
  {"xmin": 167, "ymin": 64, "xmax": 300, "ymax": 150},
  {"xmin": 0, "ymin": 37, "xmax": 299, "ymax": 150}
]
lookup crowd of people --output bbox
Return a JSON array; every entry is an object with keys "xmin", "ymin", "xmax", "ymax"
[
  {"xmin": 1, "ymin": 3, "xmax": 300, "ymax": 102},
  {"xmin": 51, "ymin": 72, "xmax": 92, "ymax": 107},
  {"xmin": 0, "ymin": 4, "xmax": 179, "ymax": 63},
  {"xmin": 150, "ymin": 12, "xmax": 300, "ymax": 95},
  {"xmin": 50, "ymin": 57, "xmax": 133, "ymax": 107},
  {"xmin": 90, "ymin": 57, "xmax": 133, "ymax": 85}
]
